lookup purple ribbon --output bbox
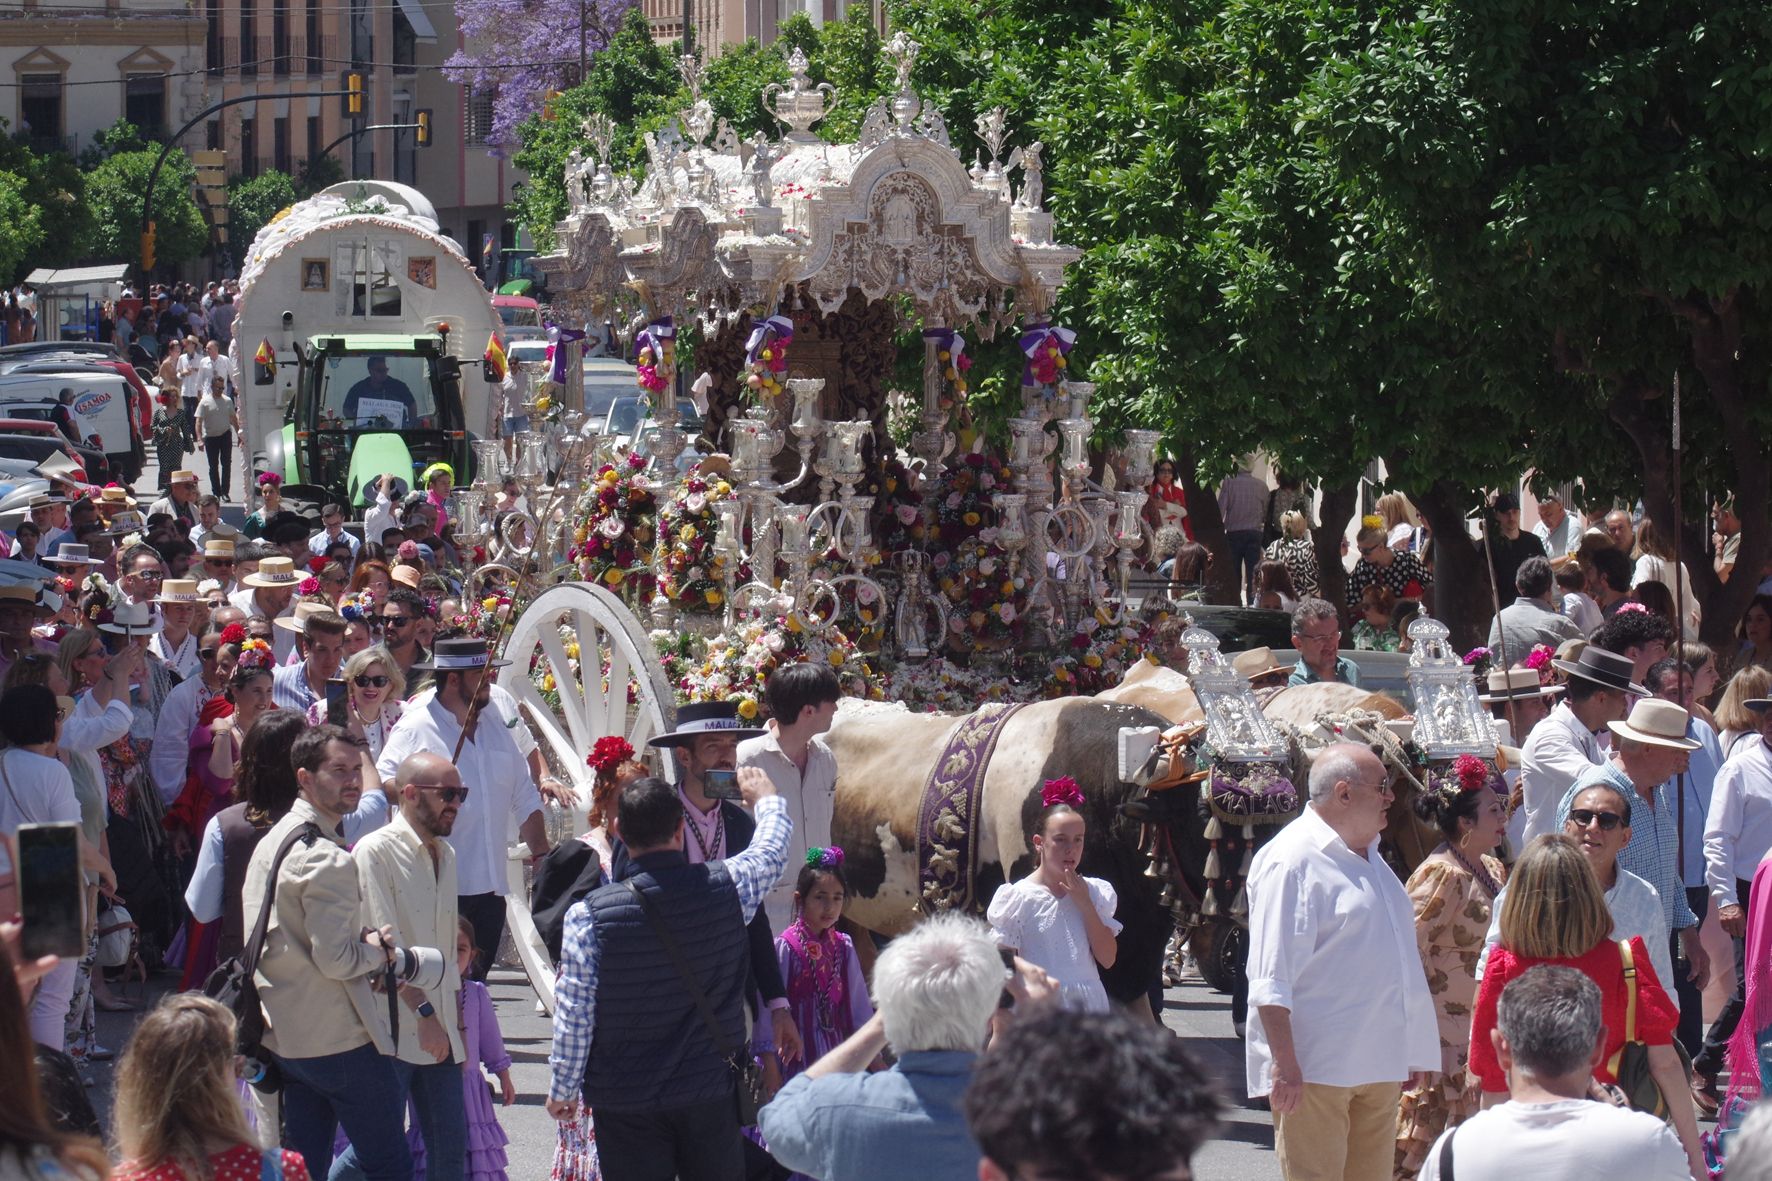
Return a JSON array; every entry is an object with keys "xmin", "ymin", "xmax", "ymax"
[
  {"xmin": 745, "ymin": 314, "xmax": 794, "ymax": 366},
  {"xmin": 634, "ymin": 316, "xmax": 675, "ymax": 364},
  {"xmin": 922, "ymin": 327, "xmax": 966, "ymax": 367},
  {"xmin": 547, "ymin": 327, "xmax": 587, "ymax": 386},
  {"xmin": 1018, "ymin": 323, "xmax": 1077, "ymax": 386}
]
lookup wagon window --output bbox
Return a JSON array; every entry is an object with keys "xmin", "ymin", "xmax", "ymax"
[
  {"xmin": 315, "ymin": 353, "xmax": 438, "ymax": 429},
  {"xmin": 335, "ymin": 237, "xmax": 403, "ymax": 319}
]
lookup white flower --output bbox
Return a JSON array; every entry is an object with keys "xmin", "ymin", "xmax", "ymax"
[
  {"xmin": 597, "ymin": 517, "xmax": 625, "ymax": 539},
  {"xmin": 979, "ymin": 527, "xmax": 1000, "ymax": 544},
  {"xmin": 764, "ymin": 632, "xmax": 785, "ymax": 653},
  {"xmin": 685, "ymin": 493, "xmax": 707, "ymax": 513},
  {"xmin": 687, "ymin": 566, "xmax": 705, "ymax": 580},
  {"xmin": 997, "ymin": 603, "xmax": 1016, "ymax": 624},
  {"xmin": 978, "ymin": 558, "xmax": 996, "ymax": 576},
  {"xmin": 856, "ymin": 582, "xmax": 878, "ymax": 604},
  {"xmin": 945, "ymin": 492, "xmax": 962, "ymax": 509}
]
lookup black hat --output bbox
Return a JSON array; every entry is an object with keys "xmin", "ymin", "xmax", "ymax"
[
  {"xmin": 265, "ymin": 509, "xmax": 315, "ymax": 547},
  {"xmin": 410, "ymin": 636, "xmax": 510, "ymax": 672},
  {"xmin": 1492, "ymin": 491, "xmax": 1521, "ymax": 512},
  {"xmin": 1551, "ymin": 644, "xmax": 1646, "ymax": 696},
  {"xmin": 646, "ymin": 700, "xmax": 765, "ymax": 748}
]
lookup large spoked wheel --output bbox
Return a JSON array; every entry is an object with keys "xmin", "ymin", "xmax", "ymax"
[{"xmin": 499, "ymin": 581, "xmax": 675, "ymax": 1012}]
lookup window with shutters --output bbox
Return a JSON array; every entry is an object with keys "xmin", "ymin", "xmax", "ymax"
[{"xmin": 464, "ymin": 89, "xmax": 494, "ymax": 145}]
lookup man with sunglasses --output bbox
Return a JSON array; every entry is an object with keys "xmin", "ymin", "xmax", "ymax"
[
  {"xmin": 309, "ymin": 503, "xmax": 362, "ymax": 562},
  {"xmin": 376, "ymin": 635, "xmax": 548, "ymax": 980},
  {"xmin": 116, "ymin": 544, "xmax": 166, "ymax": 607},
  {"xmin": 343, "ymin": 751, "xmax": 470, "ymax": 1181},
  {"xmin": 379, "ymin": 587, "xmax": 430, "ymax": 689},
  {"xmin": 201, "ymin": 536, "xmax": 239, "ymax": 596}
]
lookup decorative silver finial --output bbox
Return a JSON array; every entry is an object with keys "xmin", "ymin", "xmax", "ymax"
[
  {"xmin": 678, "ymin": 54, "xmax": 715, "ymax": 147},
  {"xmin": 886, "ymin": 32, "xmax": 922, "ymax": 130},
  {"xmin": 762, "ymin": 46, "xmax": 836, "ymax": 143},
  {"xmin": 976, "ymin": 107, "xmax": 1010, "ymax": 170}
]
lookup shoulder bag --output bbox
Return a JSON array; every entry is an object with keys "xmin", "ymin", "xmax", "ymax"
[
  {"xmin": 203, "ymin": 822, "xmax": 321, "ymax": 1084},
  {"xmin": 624, "ymin": 880, "xmax": 768, "ymax": 1125},
  {"xmin": 1608, "ymin": 938, "xmax": 1691, "ymax": 1118}
]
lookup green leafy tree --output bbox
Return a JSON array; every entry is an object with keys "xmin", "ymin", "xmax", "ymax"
[
  {"xmin": 228, "ymin": 170, "xmax": 300, "ymax": 255},
  {"xmin": 0, "ymin": 169, "xmax": 44, "ymax": 282},
  {"xmin": 0, "ymin": 133, "xmax": 92, "ymax": 270},
  {"xmin": 85, "ymin": 148, "xmax": 207, "ymax": 270},
  {"xmin": 76, "ymin": 119, "xmax": 150, "ymax": 169}
]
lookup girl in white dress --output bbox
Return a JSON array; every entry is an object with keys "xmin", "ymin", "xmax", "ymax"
[{"xmin": 987, "ymin": 776, "xmax": 1123, "ymax": 1012}]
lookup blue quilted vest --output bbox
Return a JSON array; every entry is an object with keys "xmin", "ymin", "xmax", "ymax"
[{"xmin": 581, "ymin": 852, "xmax": 749, "ymax": 1112}]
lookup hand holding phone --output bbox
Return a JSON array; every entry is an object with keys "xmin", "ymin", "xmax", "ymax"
[{"xmin": 702, "ymin": 768, "xmax": 741, "ymax": 800}]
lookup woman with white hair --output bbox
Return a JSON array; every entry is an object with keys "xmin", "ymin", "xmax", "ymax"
[{"xmin": 1264, "ymin": 509, "xmax": 1319, "ymax": 598}]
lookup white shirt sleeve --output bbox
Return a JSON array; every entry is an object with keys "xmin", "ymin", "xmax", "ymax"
[
  {"xmin": 184, "ymin": 815, "xmax": 227, "ymax": 922},
  {"xmin": 1246, "ymin": 859, "xmax": 1311, "ymax": 1011},
  {"xmin": 1705, "ymin": 758, "xmax": 1747, "ymax": 907},
  {"xmin": 375, "ymin": 713, "xmax": 418, "ymax": 784}
]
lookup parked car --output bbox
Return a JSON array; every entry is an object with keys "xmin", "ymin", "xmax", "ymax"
[
  {"xmin": 583, "ymin": 358, "xmax": 637, "ymax": 423},
  {"xmin": 491, "ymin": 295, "xmax": 547, "ymax": 342},
  {"xmin": 0, "ymin": 417, "xmax": 110, "ymax": 482},
  {"xmin": 602, "ymin": 395, "xmax": 703, "ymax": 453}
]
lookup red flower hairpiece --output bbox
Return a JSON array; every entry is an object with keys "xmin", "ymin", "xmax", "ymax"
[
  {"xmin": 297, "ymin": 576, "xmax": 321, "ymax": 596},
  {"xmin": 587, "ymin": 735, "xmax": 635, "ymax": 775},
  {"xmin": 1453, "ymin": 754, "xmax": 1490, "ymax": 793},
  {"xmin": 1041, "ymin": 776, "xmax": 1085, "ymax": 809},
  {"xmin": 219, "ymin": 622, "xmax": 247, "ymax": 646},
  {"xmin": 308, "ymin": 556, "xmax": 327, "ymax": 573}
]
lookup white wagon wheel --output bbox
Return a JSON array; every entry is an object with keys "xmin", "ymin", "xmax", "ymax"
[{"xmin": 498, "ymin": 580, "xmax": 675, "ymax": 1013}]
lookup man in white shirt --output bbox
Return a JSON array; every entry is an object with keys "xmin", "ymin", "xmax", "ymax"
[
  {"xmin": 189, "ymin": 496, "xmax": 227, "ymax": 549},
  {"xmin": 149, "ymin": 615, "xmax": 241, "ymax": 806},
  {"xmin": 309, "ymin": 503, "xmax": 362, "ymax": 561},
  {"xmin": 738, "ymin": 662, "xmax": 841, "ymax": 932},
  {"xmin": 344, "ymin": 751, "xmax": 468, "ymax": 1181},
  {"xmin": 1695, "ymin": 695, "xmax": 1772, "ymax": 1094},
  {"xmin": 228, "ymin": 555, "xmax": 299, "ymax": 660},
  {"xmin": 375, "ymin": 636, "xmax": 549, "ymax": 981},
  {"xmin": 1520, "ymin": 646, "xmax": 1637, "ymax": 842},
  {"xmin": 1246, "ymin": 743, "xmax": 1439, "ymax": 1181},
  {"xmin": 1530, "ymin": 490, "xmax": 1581, "ymax": 562},
  {"xmin": 1420, "ymin": 965, "xmax": 1689, "ymax": 1181},
  {"xmin": 364, "ymin": 474, "xmax": 404, "ymax": 550}
]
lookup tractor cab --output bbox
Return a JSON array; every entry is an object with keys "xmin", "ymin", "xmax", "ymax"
[{"xmin": 284, "ymin": 333, "xmax": 469, "ymax": 508}]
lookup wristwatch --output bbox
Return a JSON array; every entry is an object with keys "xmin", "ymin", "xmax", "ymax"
[{"xmin": 416, "ymin": 1001, "xmax": 436, "ymax": 1019}]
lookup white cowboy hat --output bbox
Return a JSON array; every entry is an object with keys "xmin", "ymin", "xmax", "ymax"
[
  {"xmin": 1478, "ymin": 667, "xmax": 1565, "ymax": 704},
  {"xmin": 1607, "ymin": 698, "xmax": 1700, "ymax": 751},
  {"xmin": 97, "ymin": 600, "xmax": 164, "ymax": 636},
  {"xmin": 273, "ymin": 599, "xmax": 341, "ymax": 634}
]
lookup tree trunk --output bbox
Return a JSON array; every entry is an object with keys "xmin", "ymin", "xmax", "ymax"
[
  {"xmin": 1414, "ymin": 479, "xmax": 1496, "ymax": 652},
  {"xmin": 1177, "ymin": 442, "xmax": 1240, "ymax": 605},
  {"xmin": 1311, "ymin": 478, "xmax": 1360, "ymax": 621}
]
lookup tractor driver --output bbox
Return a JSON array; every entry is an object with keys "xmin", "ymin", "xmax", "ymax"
[{"xmin": 341, "ymin": 355, "xmax": 419, "ymax": 427}]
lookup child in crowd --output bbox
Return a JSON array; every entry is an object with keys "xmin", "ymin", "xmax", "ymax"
[
  {"xmin": 1352, "ymin": 583, "xmax": 1402, "ymax": 651},
  {"xmin": 112, "ymin": 995, "xmax": 310, "ymax": 1181},
  {"xmin": 987, "ymin": 777, "xmax": 1122, "ymax": 1013},
  {"xmin": 757, "ymin": 847, "xmax": 876, "ymax": 1082},
  {"xmin": 416, "ymin": 919, "xmax": 514, "ymax": 1181}
]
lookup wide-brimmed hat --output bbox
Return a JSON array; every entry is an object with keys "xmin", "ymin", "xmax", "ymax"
[
  {"xmin": 273, "ymin": 599, "xmax": 340, "ymax": 634},
  {"xmin": 0, "ymin": 584, "xmax": 39, "ymax": 610},
  {"xmin": 410, "ymin": 636, "xmax": 510, "ymax": 673},
  {"xmin": 1745, "ymin": 698, "xmax": 1772, "ymax": 713},
  {"xmin": 203, "ymin": 536, "xmax": 237, "ymax": 560},
  {"xmin": 98, "ymin": 487, "xmax": 136, "ymax": 508},
  {"xmin": 646, "ymin": 700, "xmax": 765, "ymax": 749},
  {"xmin": 48, "ymin": 543, "xmax": 102, "ymax": 567},
  {"xmin": 1607, "ymin": 698, "xmax": 1700, "ymax": 751},
  {"xmin": 1231, "ymin": 646, "xmax": 1291, "ymax": 683},
  {"xmin": 1551, "ymin": 644, "xmax": 1645, "ymax": 696},
  {"xmin": 156, "ymin": 578, "xmax": 201, "ymax": 604},
  {"xmin": 34, "ymin": 452, "xmax": 83, "ymax": 482},
  {"xmin": 243, "ymin": 556, "xmax": 300, "ymax": 588},
  {"xmin": 36, "ymin": 587, "xmax": 63, "ymax": 615},
  {"xmin": 97, "ymin": 601, "xmax": 164, "ymax": 636},
  {"xmin": 1479, "ymin": 667, "xmax": 1565, "ymax": 704},
  {"xmin": 27, "ymin": 494, "xmax": 67, "ymax": 510},
  {"xmin": 168, "ymin": 469, "xmax": 198, "ymax": 486}
]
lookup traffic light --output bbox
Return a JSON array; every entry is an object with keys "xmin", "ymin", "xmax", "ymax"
[
  {"xmin": 342, "ymin": 71, "xmax": 365, "ymax": 116},
  {"xmin": 140, "ymin": 223, "xmax": 156, "ymax": 272},
  {"xmin": 415, "ymin": 109, "xmax": 432, "ymax": 148}
]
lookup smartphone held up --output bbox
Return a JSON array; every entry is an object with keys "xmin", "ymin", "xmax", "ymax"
[{"xmin": 16, "ymin": 822, "xmax": 85, "ymax": 960}]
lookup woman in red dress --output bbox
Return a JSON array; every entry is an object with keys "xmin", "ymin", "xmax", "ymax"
[
  {"xmin": 111, "ymin": 994, "xmax": 309, "ymax": 1181},
  {"xmin": 1470, "ymin": 834, "xmax": 1704, "ymax": 1179}
]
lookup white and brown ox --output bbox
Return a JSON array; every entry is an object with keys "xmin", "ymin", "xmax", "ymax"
[{"xmin": 825, "ymin": 664, "xmax": 1429, "ymax": 1006}]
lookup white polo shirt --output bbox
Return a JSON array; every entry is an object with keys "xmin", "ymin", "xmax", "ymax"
[{"xmin": 738, "ymin": 723, "xmax": 838, "ymax": 932}]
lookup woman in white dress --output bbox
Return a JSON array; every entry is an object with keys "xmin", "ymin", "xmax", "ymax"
[{"xmin": 987, "ymin": 776, "xmax": 1123, "ymax": 1012}]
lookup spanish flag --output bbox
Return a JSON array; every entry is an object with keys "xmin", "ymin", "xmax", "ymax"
[
  {"xmin": 254, "ymin": 338, "xmax": 276, "ymax": 378},
  {"xmin": 484, "ymin": 333, "xmax": 508, "ymax": 382}
]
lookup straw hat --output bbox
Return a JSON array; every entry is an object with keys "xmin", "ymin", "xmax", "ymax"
[
  {"xmin": 98, "ymin": 487, "xmax": 136, "ymax": 508},
  {"xmin": 48, "ymin": 543, "xmax": 102, "ymax": 568},
  {"xmin": 1606, "ymin": 698, "xmax": 1700, "ymax": 751},
  {"xmin": 0, "ymin": 584, "xmax": 38, "ymax": 608},
  {"xmin": 1231, "ymin": 646, "xmax": 1291, "ymax": 684},
  {"xmin": 203, "ymin": 536, "xmax": 237, "ymax": 560},
  {"xmin": 168, "ymin": 469, "xmax": 198, "ymax": 486},
  {"xmin": 1478, "ymin": 667, "xmax": 1565, "ymax": 704},
  {"xmin": 156, "ymin": 578, "xmax": 201, "ymax": 604},
  {"xmin": 243, "ymin": 556, "xmax": 300, "ymax": 589},
  {"xmin": 97, "ymin": 601, "xmax": 164, "ymax": 636},
  {"xmin": 34, "ymin": 452, "xmax": 84, "ymax": 482},
  {"xmin": 273, "ymin": 599, "xmax": 341, "ymax": 634},
  {"xmin": 27, "ymin": 494, "xmax": 67, "ymax": 510}
]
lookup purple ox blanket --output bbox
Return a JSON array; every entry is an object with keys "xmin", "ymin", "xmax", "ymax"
[{"xmin": 917, "ymin": 702, "xmax": 1028, "ymax": 915}]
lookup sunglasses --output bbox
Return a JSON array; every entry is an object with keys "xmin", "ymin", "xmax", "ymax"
[
  {"xmin": 133, "ymin": 570, "xmax": 165, "ymax": 582},
  {"xmin": 353, "ymin": 674, "xmax": 390, "ymax": 688},
  {"xmin": 208, "ymin": 558, "xmax": 235, "ymax": 567},
  {"xmin": 1567, "ymin": 808, "xmax": 1625, "ymax": 832},
  {"xmin": 381, "ymin": 615, "xmax": 412, "ymax": 628},
  {"xmin": 55, "ymin": 706, "xmax": 69, "ymax": 721},
  {"xmin": 412, "ymin": 784, "xmax": 469, "ymax": 804}
]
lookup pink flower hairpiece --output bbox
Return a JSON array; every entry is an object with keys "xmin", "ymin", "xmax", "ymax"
[
  {"xmin": 1041, "ymin": 776, "xmax": 1085, "ymax": 809},
  {"xmin": 257, "ymin": 471, "xmax": 281, "ymax": 488},
  {"xmin": 805, "ymin": 846, "xmax": 845, "ymax": 869},
  {"xmin": 1617, "ymin": 600, "xmax": 1651, "ymax": 615}
]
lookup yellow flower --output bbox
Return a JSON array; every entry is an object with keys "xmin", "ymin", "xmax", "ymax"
[
  {"xmin": 1083, "ymin": 654, "xmax": 1102, "ymax": 669},
  {"xmin": 704, "ymin": 589, "xmax": 723, "ymax": 605},
  {"xmin": 963, "ymin": 511, "xmax": 980, "ymax": 527},
  {"xmin": 786, "ymin": 615, "xmax": 803, "ymax": 633},
  {"xmin": 680, "ymin": 525, "xmax": 698, "ymax": 542},
  {"xmin": 534, "ymin": 394, "xmax": 552, "ymax": 413},
  {"xmin": 482, "ymin": 596, "xmax": 498, "ymax": 612},
  {"xmin": 1055, "ymin": 668, "xmax": 1071, "ymax": 682},
  {"xmin": 736, "ymin": 697, "xmax": 759, "ymax": 719},
  {"xmin": 541, "ymin": 673, "xmax": 556, "ymax": 692},
  {"xmin": 566, "ymin": 641, "xmax": 580, "ymax": 660},
  {"xmin": 604, "ymin": 568, "xmax": 624, "ymax": 585},
  {"xmin": 601, "ymin": 470, "xmax": 619, "ymax": 486},
  {"xmin": 715, "ymin": 481, "xmax": 732, "ymax": 496},
  {"xmin": 828, "ymin": 650, "xmax": 845, "ymax": 666}
]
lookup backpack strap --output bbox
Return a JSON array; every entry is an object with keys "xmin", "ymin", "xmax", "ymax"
[
  {"xmin": 1437, "ymin": 1125, "xmax": 1456, "ymax": 1181},
  {"xmin": 1606, "ymin": 938, "xmax": 1640, "ymax": 1080},
  {"xmin": 242, "ymin": 822, "xmax": 323, "ymax": 979}
]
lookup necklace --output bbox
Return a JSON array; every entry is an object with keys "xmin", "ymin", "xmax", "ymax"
[
  {"xmin": 685, "ymin": 800, "xmax": 722, "ymax": 862},
  {"xmin": 1443, "ymin": 841, "xmax": 1501, "ymax": 898}
]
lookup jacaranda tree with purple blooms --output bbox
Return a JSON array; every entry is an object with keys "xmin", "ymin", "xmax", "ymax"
[{"xmin": 443, "ymin": 0, "xmax": 637, "ymax": 154}]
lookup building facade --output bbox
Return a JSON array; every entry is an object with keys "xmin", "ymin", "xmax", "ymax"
[
  {"xmin": 3, "ymin": 0, "xmax": 206, "ymax": 157},
  {"xmin": 642, "ymin": 0, "xmax": 877, "ymax": 52}
]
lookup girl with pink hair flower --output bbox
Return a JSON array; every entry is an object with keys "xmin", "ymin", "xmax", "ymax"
[{"xmin": 986, "ymin": 777, "xmax": 1122, "ymax": 1012}]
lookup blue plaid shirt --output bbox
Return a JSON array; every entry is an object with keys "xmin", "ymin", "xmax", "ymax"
[
  {"xmin": 1559, "ymin": 760, "xmax": 1697, "ymax": 932},
  {"xmin": 547, "ymin": 795, "xmax": 790, "ymax": 1103}
]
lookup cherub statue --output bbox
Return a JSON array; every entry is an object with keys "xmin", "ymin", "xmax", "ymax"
[
  {"xmin": 1012, "ymin": 140, "xmax": 1044, "ymax": 211},
  {"xmin": 746, "ymin": 131, "xmax": 776, "ymax": 208}
]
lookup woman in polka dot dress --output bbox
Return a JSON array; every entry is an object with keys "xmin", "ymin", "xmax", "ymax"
[{"xmin": 111, "ymin": 995, "xmax": 309, "ymax": 1181}]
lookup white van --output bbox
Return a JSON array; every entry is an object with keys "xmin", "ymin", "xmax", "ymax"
[{"xmin": 0, "ymin": 371, "xmax": 139, "ymax": 478}]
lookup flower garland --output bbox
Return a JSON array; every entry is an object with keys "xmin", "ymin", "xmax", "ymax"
[
  {"xmin": 655, "ymin": 473, "xmax": 737, "ymax": 614},
  {"xmin": 742, "ymin": 313, "xmax": 792, "ymax": 404},
  {"xmin": 570, "ymin": 454, "xmax": 656, "ymax": 597},
  {"xmin": 1045, "ymin": 614, "xmax": 1156, "ymax": 696},
  {"xmin": 235, "ymin": 637, "xmax": 276, "ymax": 672},
  {"xmin": 635, "ymin": 317, "xmax": 674, "ymax": 395},
  {"xmin": 656, "ymin": 609, "xmax": 875, "ymax": 718}
]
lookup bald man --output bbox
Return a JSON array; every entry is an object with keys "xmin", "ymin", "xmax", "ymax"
[{"xmin": 345, "ymin": 751, "xmax": 469, "ymax": 1181}]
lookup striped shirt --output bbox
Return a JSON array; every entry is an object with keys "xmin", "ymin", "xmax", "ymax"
[{"xmin": 1560, "ymin": 761, "xmax": 1696, "ymax": 932}]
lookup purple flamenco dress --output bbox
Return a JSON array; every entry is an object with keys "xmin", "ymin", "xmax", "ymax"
[{"xmin": 410, "ymin": 978, "xmax": 512, "ymax": 1181}]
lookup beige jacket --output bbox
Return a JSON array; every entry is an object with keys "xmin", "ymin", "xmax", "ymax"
[
  {"xmin": 354, "ymin": 810, "xmax": 463, "ymax": 1065},
  {"xmin": 241, "ymin": 798, "xmax": 394, "ymax": 1058}
]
